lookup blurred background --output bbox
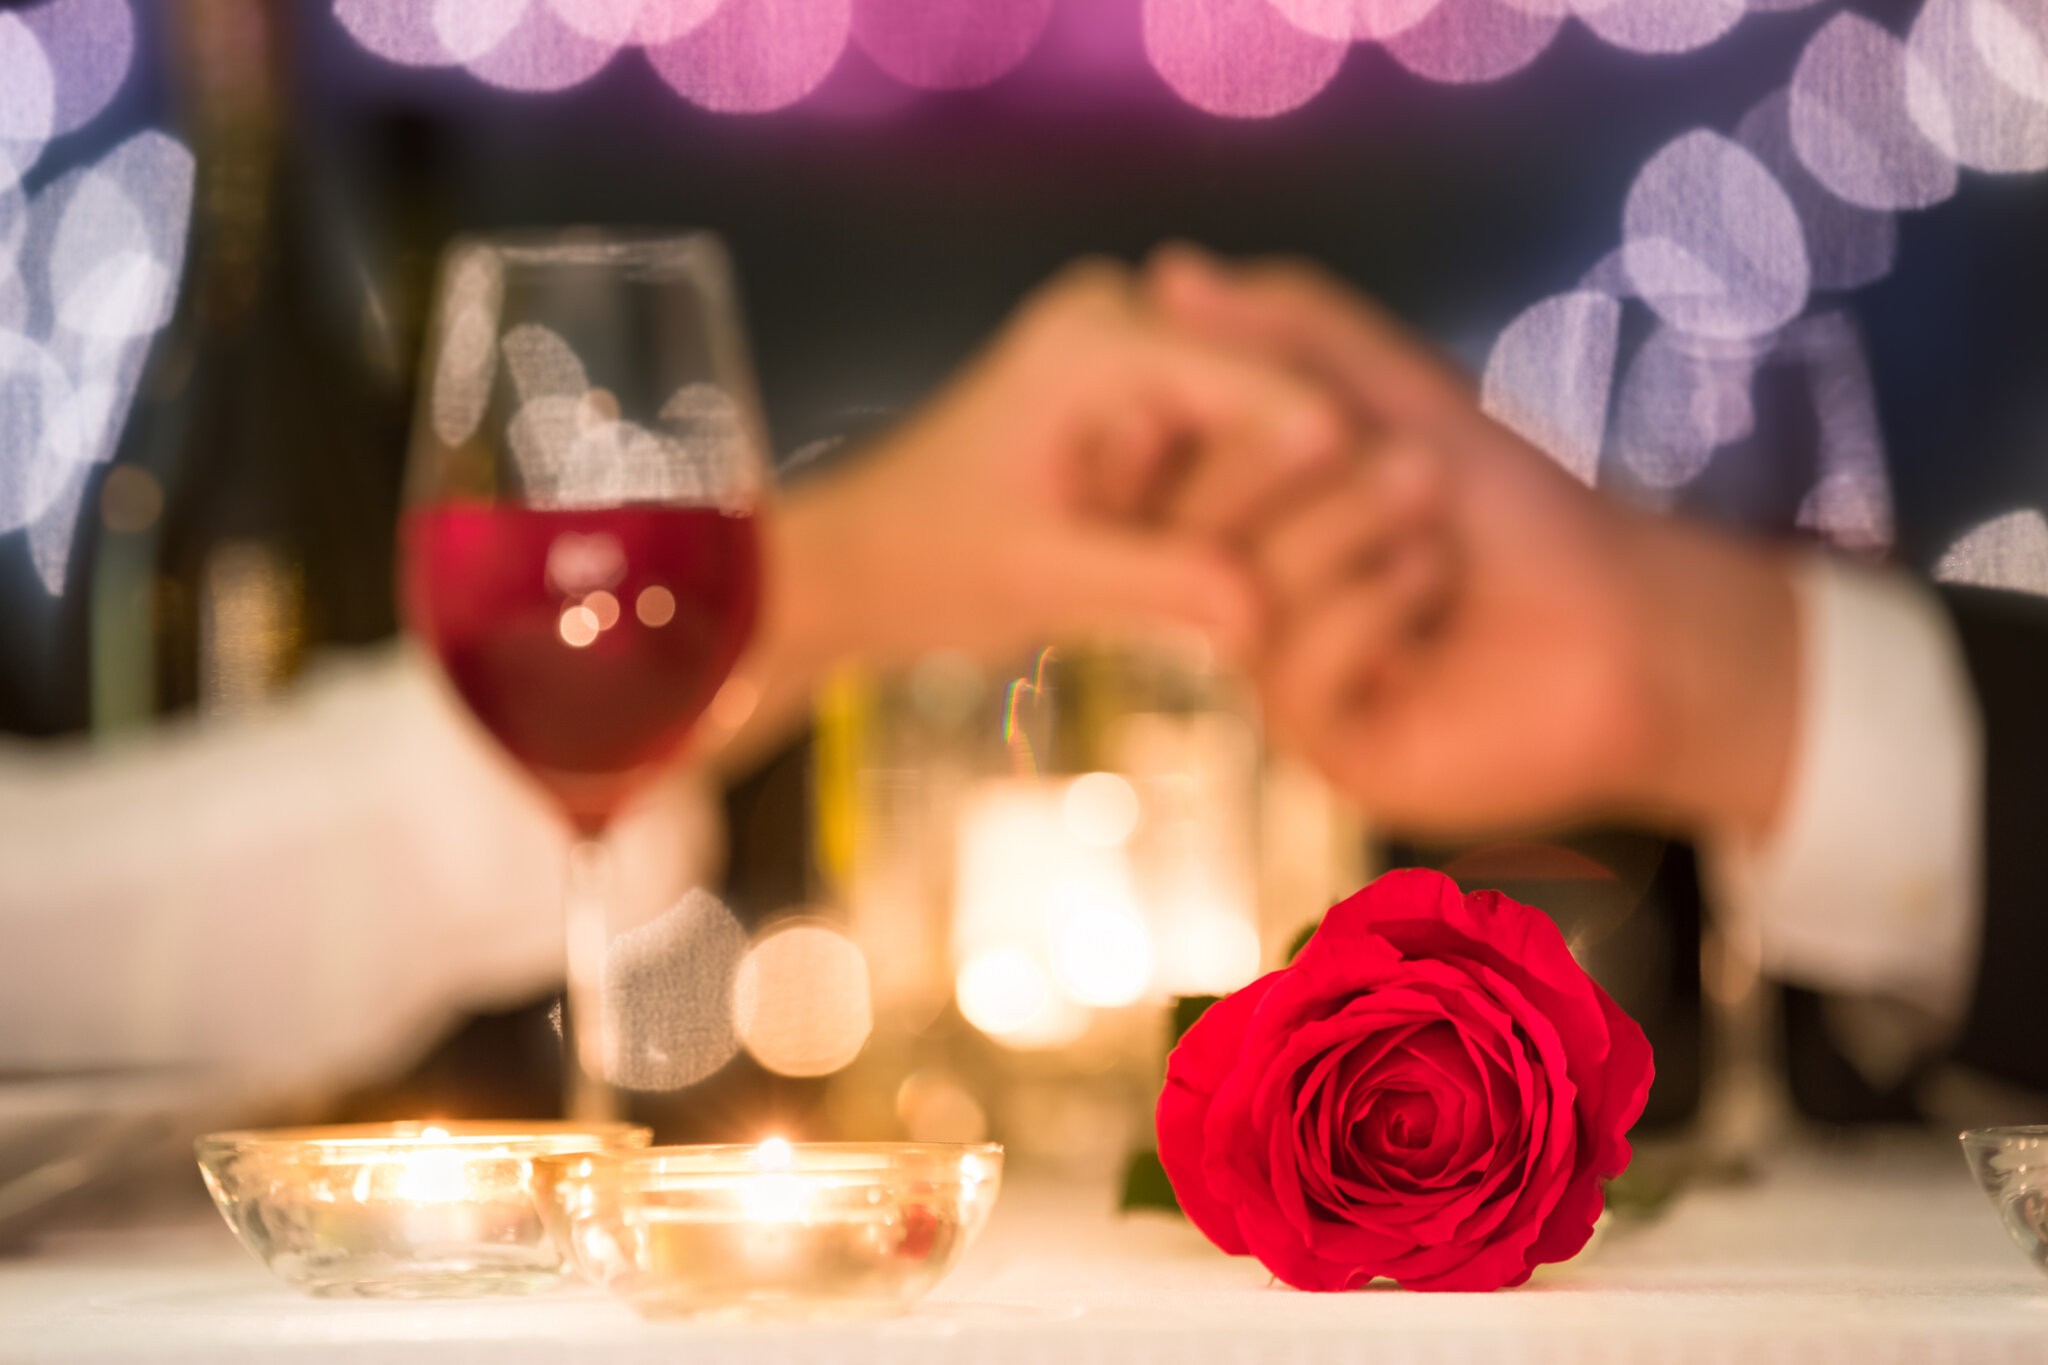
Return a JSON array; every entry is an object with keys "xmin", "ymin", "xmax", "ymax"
[{"xmin": 6, "ymin": 0, "xmax": 2048, "ymax": 1219}]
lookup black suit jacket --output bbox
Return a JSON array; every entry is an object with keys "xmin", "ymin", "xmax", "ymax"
[{"xmin": 1944, "ymin": 586, "xmax": 2048, "ymax": 1092}]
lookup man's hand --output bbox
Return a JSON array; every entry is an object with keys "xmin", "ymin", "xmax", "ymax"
[
  {"xmin": 1147, "ymin": 246, "xmax": 1802, "ymax": 842},
  {"xmin": 710, "ymin": 258, "xmax": 1445, "ymax": 771}
]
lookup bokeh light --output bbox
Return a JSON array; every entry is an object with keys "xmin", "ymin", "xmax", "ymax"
[
  {"xmin": 646, "ymin": 0, "xmax": 854, "ymax": 114},
  {"xmin": 1268, "ymin": 0, "xmax": 1445, "ymax": 42},
  {"xmin": 1937, "ymin": 510, "xmax": 2048, "ymax": 596},
  {"xmin": 1612, "ymin": 325, "xmax": 1759, "ymax": 489},
  {"xmin": 1623, "ymin": 130, "xmax": 1810, "ymax": 343},
  {"xmin": 546, "ymin": 530, "xmax": 625, "ymax": 595},
  {"xmin": 635, "ymin": 583, "xmax": 677, "ymax": 626},
  {"xmin": 492, "ymin": 322, "xmax": 736, "ymax": 507},
  {"xmin": 466, "ymin": 1, "xmax": 623, "ymax": 93},
  {"xmin": 334, "ymin": 0, "xmax": 473, "ymax": 67},
  {"xmin": 22, "ymin": 0, "xmax": 132, "ymax": 137},
  {"xmin": 428, "ymin": 246, "xmax": 504, "ymax": 448},
  {"xmin": 1061, "ymin": 771, "xmax": 1142, "ymax": 847},
  {"xmin": 896, "ymin": 1069, "xmax": 990, "ymax": 1143},
  {"xmin": 97, "ymin": 462, "xmax": 161, "ymax": 534},
  {"xmin": 1572, "ymin": 0, "xmax": 1743, "ymax": 57},
  {"xmin": 558, "ymin": 602, "xmax": 602, "ymax": 647},
  {"xmin": 1480, "ymin": 290, "xmax": 1620, "ymax": 486},
  {"xmin": 336, "ymin": 0, "xmax": 697, "ymax": 90},
  {"xmin": 1, "ymin": 24, "xmax": 188, "ymax": 598},
  {"xmin": 1141, "ymin": 0, "xmax": 1346, "ymax": 118},
  {"xmin": 0, "ymin": 15, "xmax": 57, "ymax": 165},
  {"xmin": 321, "ymin": 0, "xmax": 2001, "ymax": 133},
  {"xmin": 1737, "ymin": 90, "xmax": 1898, "ymax": 294},
  {"xmin": 0, "ymin": 332, "xmax": 84, "ymax": 542},
  {"xmin": 731, "ymin": 920, "xmax": 875, "ymax": 1077},
  {"xmin": 1790, "ymin": 14, "xmax": 1958, "ymax": 212},
  {"xmin": 1050, "ymin": 889, "xmax": 1153, "ymax": 1008},
  {"xmin": 956, "ymin": 947, "xmax": 1085, "ymax": 1046},
  {"xmin": 1905, "ymin": 0, "xmax": 2048, "ymax": 174},
  {"xmin": 1154, "ymin": 901, "xmax": 1262, "ymax": 995},
  {"xmin": 1782, "ymin": 312, "xmax": 1893, "ymax": 555},
  {"xmin": 600, "ymin": 887, "xmax": 748, "ymax": 1090},
  {"xmin": 1384, "ymin": 0, "xmax": 1562, "ymax": 85},
  {"xmin": 851, "ymin": 0, "xmax": 1053, "ymax": 90}
]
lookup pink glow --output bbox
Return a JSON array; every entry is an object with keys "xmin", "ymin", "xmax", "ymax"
[
  {"xmin": 1141, "ymin": 0, "xmax": 1345, "ymax": 119},
  {"xmin": 466, "ymin": 1, "xmax": 622, "ymax": 92},
  {"xmin": 329, "ymin": 0, "xmax": 1861, "ymax": 113},
  {"xmin": 543, "ymin": 0, "xmax": 723, "ymax": 45},
  {"xmin": 851, "ymin": 0, "xmax": 1054, "ymax": 90},
  {"xmin": 647, "ymin": 0, "xmax": 853, "ymax": 113},
  {"xmin": 431, "ymin": 0, "xmax": 528, "ymax": 64},
  {"xmin": 334, "ymin": 0, "xmax": 461, "ymax": 66},
  {"xmin": 1267, "ymin": 0, "xmax": 1445, "ymax": 42},
  {"xmin": 338, "ymin": 0, "xmax": 716, "ymax": 86},
  {"xmin": 1385, "ymin": 0, "xmax": 1562, "ymax": 84}
]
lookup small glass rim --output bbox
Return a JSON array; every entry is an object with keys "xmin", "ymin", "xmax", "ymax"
[
  {"xmin": 538, "ymin": 1141, "xmax": 1004, "ymax": 1179},
  {"xmin": 197, "ymin": 1120, "xmax": 651, "ymax": 1159},
  {"xmin": 448, "ymin": 226, "xmax": 732, "ymax": 275},
  {"xmin": 1960, "ymin": 1126, "xmax": 2048, "ymax": 1144}
]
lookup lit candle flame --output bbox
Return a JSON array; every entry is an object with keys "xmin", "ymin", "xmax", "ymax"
[
  {"xmin": 753, "ymin": 1136, "xmax": 794, "ymax": 1171},
  {"xmin": 395, "ymin": 1127, "xmax": 467, "ymax": 1203},
  {"xmin": 741, "ymin": 1137, "xmax": 808, "ymax": 1223}
]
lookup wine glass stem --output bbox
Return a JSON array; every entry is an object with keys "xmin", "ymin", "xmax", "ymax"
[{"xmin": 564, "ymin": 836, "xmax": 621, "ymax": 1122}]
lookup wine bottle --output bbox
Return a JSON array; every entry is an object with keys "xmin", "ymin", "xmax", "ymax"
[{"xmin": 89, "ymin": 0, "xmax": 418, "ymax": 728}]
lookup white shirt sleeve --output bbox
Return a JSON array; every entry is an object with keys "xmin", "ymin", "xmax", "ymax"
[
  {"xmin": 1706, "ymin": 555, "xmax": 1983, "ymax": 1024},
  {"xmin": 0, "ymin": 646, "xmax": 720, "ymax": 1111}
]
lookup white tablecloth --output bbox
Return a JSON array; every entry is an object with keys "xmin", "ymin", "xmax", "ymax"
[{"xmin": 6, "ymin": 1136, "xmax": 2045, "ymax": 1363}]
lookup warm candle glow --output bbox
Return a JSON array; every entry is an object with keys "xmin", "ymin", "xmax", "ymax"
[
  {"xmin": 532, "ymin": 1141, "xmax": 1005, "ymax": 1319},
  {"xmin": 195, "ymin": 1121, "xmax": 649, "ymax": 1298},
  {"xmin": 739, "ymin": 1137, "xmax": 809, "ymax": 1224}
]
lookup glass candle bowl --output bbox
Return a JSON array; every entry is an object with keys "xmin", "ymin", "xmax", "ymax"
[
  {"xmin": 532, "ymin": 1140, "xmax": 1003, "ymax": 1320},
  {"xmin": 196, "ymin": 1120, "xmax": 650, "ymax": 1298},
  {"xmin": 1962, "ymin": 1126, "xmax": 2048, "ymax": 1274}
]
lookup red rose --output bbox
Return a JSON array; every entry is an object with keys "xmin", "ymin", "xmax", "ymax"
[{"xmin": 1156, "ymin": 868, "xmax": 1653, "ymax": 1292}]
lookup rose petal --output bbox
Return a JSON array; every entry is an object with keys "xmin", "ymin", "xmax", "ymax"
[
  {"xmin": 1255, "ymin": 1119, "xmax": 1395, "ymax": 1290},
  {"xmin": 1295, "ymin": 1025, "xmax": 1427, "ymax": 1211},
  {"xmin": 1374, "ymin": 1025, "xmax": 1479, "ymax": 1183},
  {"xmin": 1168, "ymin": 869, "xmax": 1655, "ymax": 1294},
  {"xmin": 1587, "ymin": 977, "xmax": 1656, "ymax": 1180},
  {"xmin": 1158, "ymin": 970, "xmax": 1283, "ymax": 1256},
  {"xmin": 1523, "ymin": 1162, "xmax": 1607, "ymax": 1268}
]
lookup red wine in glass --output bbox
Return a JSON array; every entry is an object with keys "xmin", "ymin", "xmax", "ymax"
[
  {"xmin": 403, "ymin": 502, "xmax": 761, "ymax": 833},
  {"xmin": 401, "ymin": 231, "xmax": 773, "ymax": 1119}
]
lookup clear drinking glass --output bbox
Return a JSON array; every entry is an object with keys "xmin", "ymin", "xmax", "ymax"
[{"xmin": 400, "ymin": 230, "xmax": 771, "ymax": 1119}]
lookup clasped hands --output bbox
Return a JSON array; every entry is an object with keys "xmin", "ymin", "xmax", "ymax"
[{"xmin": 760, "ymin": 248, "xmax": 1800, "ymax": 845}]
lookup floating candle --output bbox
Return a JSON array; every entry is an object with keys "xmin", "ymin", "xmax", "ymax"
[
  {"xmin": 196, "ymin": 1120, "xmax": 649, "ymax": 1298},
  {"xmin": 533, "ymin": 1140, "xmax": 1003, "ymax": 1319}
]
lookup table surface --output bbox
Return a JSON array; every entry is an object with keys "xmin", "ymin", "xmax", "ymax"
[{"xmin": 5, "ymin": 1136, "xmax": 2045, "ymax": 1364}]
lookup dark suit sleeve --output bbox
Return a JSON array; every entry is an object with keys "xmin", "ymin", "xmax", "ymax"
[{"xmin": 1941, "ymin": 585, "xmax": 2048, "ymax": 1089}]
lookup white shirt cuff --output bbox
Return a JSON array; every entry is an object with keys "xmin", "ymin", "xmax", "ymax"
[{"xmin": 1706, "ymin": 555, "xmax": 1983, "ymax": 1024}]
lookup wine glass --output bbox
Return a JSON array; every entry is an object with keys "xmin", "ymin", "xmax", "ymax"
[{"xmin": 400, "ymin": 230, "xmax": 770, "ymax": 1120}]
